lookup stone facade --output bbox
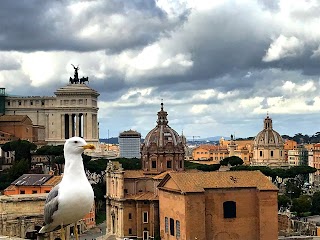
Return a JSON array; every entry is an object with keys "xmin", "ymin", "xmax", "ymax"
[
  {"xmin": 105, "ymin": 164, "xmax": 161, "ymax": 239},
  {"xmin": 5, "ymin": 84, "xmax": 99, "ymax": 146},
  {"xmin": 0, "ymin": 194, "xmax": 46, "ymax": 239}
]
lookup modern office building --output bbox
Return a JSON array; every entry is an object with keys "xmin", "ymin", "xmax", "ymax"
[{"xmin": 118, "ymin": 130, "xmax": 141, "ymax": 158}]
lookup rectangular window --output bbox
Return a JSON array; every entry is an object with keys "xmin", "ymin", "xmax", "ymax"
[
  {"xmin": 152, "ymin": 160, "xmax": 156, "ymax": 168},
  {"xmin": 143, "ymin": 231, "xmax": 149, "ymax": 240},
  {"xmin": 223, "ymin": 201, "xmax": 236, "ymax": 218},
  {"xmin": 143, "ymin": 211, "xmax": 148, "ymax": 223},
  {"xmin": 20, "ymin": 190, "xmax": 25, "ymax": 194},
  {"xmin": 176, "ymin": 220, "xmax": 180, "ymax": 238},
  {"xmin": 129, "ymin": 213, "xmax": 132, "ymax": 220},
  {"xmin": 167, "ymin": 160, "xmax": 172, "ymax": 168},
  {"xmin": 129, "ymin": 228, "xmax": 132, "ymax": 235},
  {"xmin": 32, "ymin": 190, "xmax": 37, "ymax": 194},
  {"xmin": 165, "ymin": 217, "xmax": 168, "ymax": 233},
  {"xmin": 271, "ymin": 150, "xmax": 274, "ymax": 157},
  {"xmin": 179, "ymin": 160, "xmax": 182, "ymax": 168},
  {"xmin": 260, "ymin": 151, "xmax": 262, "ymax": 157},
  {"xmin": 170, "ymin": 218, "xmax": 175, "ymax": 236}
]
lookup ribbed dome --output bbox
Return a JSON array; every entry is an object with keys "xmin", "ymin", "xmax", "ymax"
[
  {"xmin": 254, "ymin": 115, "xmax": 284, "ymax": 146},
  {"xmin": 143, "ymin": 103, "xmax": 182, "ymax": 148}
]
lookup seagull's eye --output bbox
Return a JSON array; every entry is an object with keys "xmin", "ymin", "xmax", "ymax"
[{"xmin": 74, "ymin": 141, "xmax": 78, "ymax": 143}]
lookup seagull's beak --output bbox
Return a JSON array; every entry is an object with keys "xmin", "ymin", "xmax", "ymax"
[{"xmin": 82, "ymin": 144, "xmax": 95, "ymax": 150}]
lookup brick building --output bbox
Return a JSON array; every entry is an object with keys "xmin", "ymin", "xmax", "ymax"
[{"xmin": 158, "ymin": 171, "xmax": 279, "ymax": 240}]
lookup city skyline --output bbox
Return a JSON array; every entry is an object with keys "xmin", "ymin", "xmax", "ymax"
[{"xmin": 1, "ymin": 1, "xmax": 320, "ymax": 139}]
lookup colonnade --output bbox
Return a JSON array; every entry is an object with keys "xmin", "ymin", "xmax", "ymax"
[{"xmin": 62, "ymin": 113, "xmax": 85, "ymax": 139}]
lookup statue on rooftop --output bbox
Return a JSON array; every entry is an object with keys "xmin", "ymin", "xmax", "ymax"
[{"xmin": 69, "ymin": 64, "xmax": 89, "ymax": 84}]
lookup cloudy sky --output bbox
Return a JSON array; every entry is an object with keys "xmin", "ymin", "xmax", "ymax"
[{"xmin": 1, "ymin": 0, "xmax": 320, "ymax": 139}]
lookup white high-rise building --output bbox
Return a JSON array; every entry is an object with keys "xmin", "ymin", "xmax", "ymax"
[{"xmin": 118, "ymin": 130, "xmax": 141, "ymax": 158}]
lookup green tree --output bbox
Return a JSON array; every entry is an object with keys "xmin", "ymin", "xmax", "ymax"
[
  {"xmin": 8, "ymin": 158, "xmax": 30, "ymax": 182},
  {"xmin": 2, "ymin": 139, "xmax": 37, "ymax": 162},
  {"xmin": 291, "ymin": 195, "xmax": 312, "ymax": 216},
  {"xmin": 278, "ymin": 194, "xmax": 291, "ymax": 210},
  {"xmin": 220, "ymin": 156, "xmax": 244, "ymax": 166},
  {"xmin": 311, "ymin": 191, "xmax": 320, "ymax": 215},
  {"xmin": 36, "ymin": 145, "xmax": 64, "ymax": 156},
  {"xmin": 196, "ymin": 164, "xmax": 220, "ymax": 171},
  {"xmin": 285, "ymin": 178, "xmax": 302, "ymax": 199}
]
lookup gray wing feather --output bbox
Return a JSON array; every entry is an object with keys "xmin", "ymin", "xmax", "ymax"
[{"xmin": 44, "ymin": 184, "xmax": 59, "ymax": 224}]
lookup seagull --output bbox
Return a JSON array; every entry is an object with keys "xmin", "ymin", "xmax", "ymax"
[{"xmin": 39, "ymin": 137, "xmax": 95, "ymax": 240}]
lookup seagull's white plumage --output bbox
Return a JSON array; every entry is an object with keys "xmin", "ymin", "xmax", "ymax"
[{"xmin": 39, "ymin": 137, "xmax": 95, "ymax": 233}]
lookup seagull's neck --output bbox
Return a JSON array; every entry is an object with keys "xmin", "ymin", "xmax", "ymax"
[{"xmin": 63, "ymin": 152, "xmax": 86, "ymax": 179}]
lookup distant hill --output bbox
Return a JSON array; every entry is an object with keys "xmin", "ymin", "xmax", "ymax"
[
  {"xmin": 100, "ymin": 137, "xmax": 144, "ymax": 144},
  {"xmin": 100, "ymin": 137, "xmax": 119, "ymax": 144}
]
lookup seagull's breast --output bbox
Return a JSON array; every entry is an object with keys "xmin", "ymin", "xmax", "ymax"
[{"xmin": 53, "ymin": 177, "xmax": 94, "ymax": 225}]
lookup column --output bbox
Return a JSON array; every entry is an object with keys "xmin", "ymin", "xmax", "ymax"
[
  {"xmin": 75, "ymin": 114, "xmax": 79, "ymax": 137},
  {"xmin": 136, "ymin": 202, "xmax": 141, "ymax": 238},
  {"xmin": 118, "ymin": 205, "xmax": 124, "ymax": 238},
  {"xmin": 84, "ymin": 113, "xmax": 87, "ymax": 138},
  {"xmin": 106, "ymin": 200, "xmax": 111, "ymax": 234},
  {"xmin": 69, "ymin": 114, "xmax": 73, "ymax": 138},
  {"xmin": 20, "ymin": 218, "xmax": 25, "ymax": 238},
  {"xmin": 78, "ymin": 113, "xmax": 83, "ymax": 138},
  {"xmin": 150, "ymin": 203, "xmax": 155, "ymax": 238},
  {"xmin": 61, "ymin": 114, "xmax": 65, "ymax": 139}
]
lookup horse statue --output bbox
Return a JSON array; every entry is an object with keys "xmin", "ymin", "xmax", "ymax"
[
  {"xmin": 69, "ymin": 76, "xmax": 79, "ymax": 84},
  {"xmin": 80, "ymin": 76, "xmax": 89, "ymax": 84}
]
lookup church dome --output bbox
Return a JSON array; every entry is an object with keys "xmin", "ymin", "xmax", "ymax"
[
  {"xmin": 254, "ymin": 115, "xmax": 284, "ymax": 147},
  {"xmin": 141, "ymin": 103, "xmax": 184, "ymax": 173},
  {"xmin": 143, "ymin": 103, "xmax": 182, "ymax": 148}
]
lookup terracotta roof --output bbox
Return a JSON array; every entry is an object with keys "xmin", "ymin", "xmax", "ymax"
[
  {"xmin": 152, "ymin": 169, "xmax": 200, "ymax": 180},
  {"xmin": 159, "ymin": 171, "xmax": 278, "ymax": 193},
  {"xmin": 125, "ymin": 192, "xmax": 158, "ymax": 201},
  {"xmin": 43, "ymin": 175, "xmax": 62, "ymax": 186},
  {"xmin": 152, "ymin": 171, "xmax": 174, "ymax": 180},
  {"xmin": 0, "ymin": 115, "xmax": 29, "ymax": 122},
  {"xmin": 124, "ymin": 170, "xmax": 146, "ymax": 179},
  {"xmin": 11, "ymin": 174, "xmax": 52, "ymax": 186}
]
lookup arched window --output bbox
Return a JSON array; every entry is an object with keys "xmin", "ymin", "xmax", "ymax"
[{"xmin": 223, "ymin": 201, "xmax": 236, "ymax": 218}]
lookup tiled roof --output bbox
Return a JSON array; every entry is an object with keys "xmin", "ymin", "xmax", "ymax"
[
  {"xmin": 125, "ymin": 192, "xmax": 158, "ymax": 201},
  {"xmin": 11, "ymin": 174, "xmax": 53, "ymax": 186},
  {"xmin": 43, "ymin": 175, "xmax": 62, "ymax": 186},
  {"xmin": 124, "ymin": 170, "xmax": 146, "ymax": 179},
  {"xmin": 0, "ymin": 115, "xmax": 28, "ymax": 122},
  {"xmin": 159, "ymin": 171, "xmax": 278, "ymax": 193},
  {"xmin": 152, "ymin": 171, "xmax": 174, "ymax": 180}
]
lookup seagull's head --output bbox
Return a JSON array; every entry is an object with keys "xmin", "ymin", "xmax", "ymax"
[{"xmin": 64, "ymin": 137, "xmax": 95, "ymax": 155}]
